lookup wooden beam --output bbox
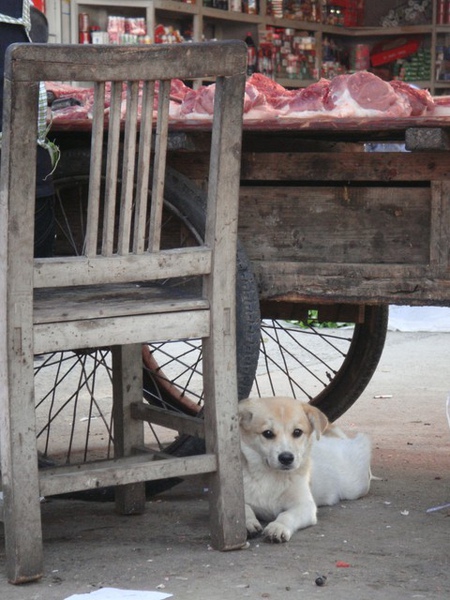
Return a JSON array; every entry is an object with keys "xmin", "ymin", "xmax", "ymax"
[
  {"xmin": 39, "ymin": 454, "xmax": 216, "ymax": 497},
  {"xmin": 131, "ymin": 402, "xmax": 205, "ymax": 438}
]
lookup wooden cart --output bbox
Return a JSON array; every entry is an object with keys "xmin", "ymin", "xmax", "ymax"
[
  {"xmin": 164, "ymin": 119, "xmax": 450, "ymax": 413},
  {"xmin": 54, "ymin": 112, "xmax": 450, "ymax": 310},
  {"xmin": 169, "ymin": 120, "xmax": 450, "ymax": 307},
  {"xmin": 41, "ymin": 117, "xmax": 449, "ymax": 467}
]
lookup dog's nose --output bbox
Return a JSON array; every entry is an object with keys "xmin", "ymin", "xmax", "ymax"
[{"xmin": 278, "ymin": 452, "xmax": 295, "ymax": 467}]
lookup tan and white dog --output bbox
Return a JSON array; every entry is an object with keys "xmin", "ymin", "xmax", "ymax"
[{"xmin": 238, "ymin": 396, "xmax": 372, "ymax": 543}]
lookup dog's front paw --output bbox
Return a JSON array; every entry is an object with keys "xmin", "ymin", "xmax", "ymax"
[
  {"xmin": 246, "ymin": 517, "xmax": 263, "ymax": 538},
  {"xmin": 263, "ymin": 521, "xmax": 292, "ymax": 543}
]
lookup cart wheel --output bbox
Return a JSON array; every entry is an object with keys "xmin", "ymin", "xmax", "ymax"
[
  {"xmin": 256, "ymin": 305, "xmax": 388, "ymax": 422},
  {"xmin": 163, "ymin": 304, "xmax": 388, "ymax": 460},
  {"xmin": 39, "ymin": 152, "xmax": 387, "ymax": 496},
  {"xmin": 151, "ymin": 172, "xmax": 387, "ymax": 444},
  {"xmin": 35, "ymin": 156, "xmax": 260, "ymax": 473}
]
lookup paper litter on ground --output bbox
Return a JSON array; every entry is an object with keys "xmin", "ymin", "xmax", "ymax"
[{"xmin": 64, "ymin": 588, "xmax": 172, "ymax": 600}]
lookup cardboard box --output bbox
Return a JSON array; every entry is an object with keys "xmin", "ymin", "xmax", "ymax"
[{"xmin": 371, "ymin": 37, "xmax": 421, "ymax": 67}]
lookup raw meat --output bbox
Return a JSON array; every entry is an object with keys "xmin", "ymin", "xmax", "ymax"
[
  {"xmin": 324, "ymin": 71, "xmax": 412, "ymax": 117},
  {"xmin": 243, "ymin": 82, "xmax": 281, "ymax": 121},
  {"xmin": 47, "ymin": 70, "xmax": 439, "ymax": 127},
  {"xmin": 244, "ymin": 72, "xmax": 434, "ymax": 120},
  {"xmin": 51, "ymin": 103, "xmax": 92, "ymax": 121},
  {"xmin": 46, "ymin": 81, "xmax": 94, "ymax": 105},
  {"xmin": 169, "ymin": 78, "xmax": 191, "ymax": 103},
  {"xmin": 279, "ymin": 79, "xmax": 331, "ymax": 114},
  {"xmin": 246, "ymin": 73, "xmax": 293, "ymax": 108},
  {"xmin": 179, "ymin": 84, "xmax": 216, "ymax": 118},
  {"xmin": 389, "ymin": 80, "xmax": 434, "ymax": 116},
  {"xmin": 430, "ymin": 95, "xmax": 450, "ymax": 117}
]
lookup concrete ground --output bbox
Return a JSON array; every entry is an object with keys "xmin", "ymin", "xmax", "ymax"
[{"xmin": 1, "ymin": 329, "xmax": 449, "ymax": 600}]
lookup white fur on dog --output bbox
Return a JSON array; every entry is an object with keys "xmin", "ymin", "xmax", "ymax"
[
  {"xmin": 239, "ymin": 396, "xmax": 371, "ymax": 543},
  {"xmin": 310, "ymin": 425, "xmax": 372, "ymax": 506}
]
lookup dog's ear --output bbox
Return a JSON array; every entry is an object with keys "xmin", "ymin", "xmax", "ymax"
[
  {"xmin": 238, "ymin": 398, "xmax": 255, "ymax": 430},
  {"xmin": 303, "ymin": 404, "xmax": 329, "ymax": 440}
]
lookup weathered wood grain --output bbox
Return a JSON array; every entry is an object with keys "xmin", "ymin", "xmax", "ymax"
[
  {"xmin": 0, "ymin": 41, "xmax": 247, "ymax": 583},
  {"xmin": 169, "ymin": 151, "xmax": 450, "ymax": 182},
  {"xmin": 238, "ymin": 186, "xmax": 430, "ymax": 265}
]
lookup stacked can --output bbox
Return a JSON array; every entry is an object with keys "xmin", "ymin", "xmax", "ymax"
[
  {"xmin": 261, "ymin": 27, "xmax": 317, "ymax": 80},
  {"xmin": 437, "ymin": 0, "xmax": 450, "ymax": 24},
  {"xmin": 350, "ymin": 44, "xmax": 370, "ymax": 71},
  {"xmin": 380, "ymin": 0, "xmax": 431, "ymax": 27},
  {"xmin": 78, "ymin": 12, "xmax": 90, "ymax": 44}
]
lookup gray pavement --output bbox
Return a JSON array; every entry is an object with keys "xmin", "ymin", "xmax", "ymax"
[{"xmin": 1, "ymin": 329, "xmax": 449, "ymax": 599}]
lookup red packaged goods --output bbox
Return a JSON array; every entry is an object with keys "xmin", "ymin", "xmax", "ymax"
[
  {"xmin": 31, "ymin": 0, "xmax": 46, "ymax": 12},
  {"xmin": 437, "ymin": 0, "xmax": 446, "ymax": 25},
  {"xmin": 330, "ymin": 0, "xmax": 364, "ymax": 27},
  {"xmin": 78, "ymin": 12, "xmax": 90, "ymax": 32},
  {"xmin": 370, "ymin": 37, "xmax": 421, "ymax": 67},
  {"xmin": 107, "ymin": 15, "xmax": 125, "ymax": 44},
  {"xmin": 79, "ymin": 31, "xmax": 90, "ymax": 44},
  {"xmin": 126, "ymin": 17, "xmax": 146, "ymax": 36},
  {"xmin": 351, "ymin": 44, "xmax": 370, "ymax": 71}
]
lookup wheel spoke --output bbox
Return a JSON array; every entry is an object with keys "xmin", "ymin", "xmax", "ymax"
[
  {"xmin": 255, "ymin": 319, "xmax": 354, "ymax": 399},
  {"xmin": 41, "ymin": 166, "xmax": 386, "ymax": 493}
]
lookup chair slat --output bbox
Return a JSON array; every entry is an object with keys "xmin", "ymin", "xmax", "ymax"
[
  {"xmin": 85, "ymin": 82, "xmax": 105, "ymax": 256},
  {"xmin": 102, "ymin": 81, "xmax": 123, "ymax": 256},
  {"xmin": 7, "ymin": 42, "xmax": 247, "ymax": 83},
  {"xmin": 117, "ymin": 81, "xmax": 140, "ymax": 255},
  {"xmin": 133, "ymin": 81, "xmax": 155, "ymax": 254},
  {"xmin": 148, "ymin": 79, "xmax": 170, "ymax": 252},
  {"xmin": 34, "ymin": 291, "xmax": 209, "ymax": 324}
]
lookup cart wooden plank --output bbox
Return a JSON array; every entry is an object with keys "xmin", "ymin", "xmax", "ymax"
[{"xmin": 51, "ymin": 121, "xmax": 450, "ymax": 307}]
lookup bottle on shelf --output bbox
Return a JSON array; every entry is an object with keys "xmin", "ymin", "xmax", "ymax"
[
  {"xmin": 242, "ymin": 0, "xmax": 258, "ymax": 14},
  {"xmin": 212, "ymin": 0, "xmax": 229, "ymax": 10},
  {"xmin": 245, "ymin": 31, "xmax": 257, "ymax": 76}
]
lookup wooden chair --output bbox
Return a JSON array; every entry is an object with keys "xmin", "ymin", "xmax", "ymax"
[{"xmin": 0, "ymin": 41, "xmax": 247, "ymax": 584}]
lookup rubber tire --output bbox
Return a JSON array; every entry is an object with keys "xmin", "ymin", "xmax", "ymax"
[
  {"xmin": 308, "ymin": 304, "xmax": 389, "ymax": 422},
  {"xmin": 145, "ymin": 167, "xmax": 261, "ymax": 458},
  {"xmin": 52, "ymin": 150, "xmax": 261, "ymax": 463},
  {"xmin": 162, "ymin": 167, "xmax": 261, "ymax": 402},
  {"xmin": 52, "ymin": 149, "xmax": 387, "ymax": 493}
]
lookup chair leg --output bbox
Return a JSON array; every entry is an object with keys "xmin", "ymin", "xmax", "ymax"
[
  {"xmin": 202, "ymin": 334, "xmax": 247, "ymax": 551},
  {"xmin": 0, "ymin": 362, "xmax": 43, "ymax": 583},
  {"xmin": 111, "ymin": 344, "xmax": 146, "ymax": 515}
]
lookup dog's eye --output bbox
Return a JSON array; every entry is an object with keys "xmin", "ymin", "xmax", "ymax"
[
  {"xmin": 262, "ymin": 430, "xmax": 275, "ymax": 439},
  {"xmin": 292, "ymin": 429, "xmax": 303, "ymax": 438}
]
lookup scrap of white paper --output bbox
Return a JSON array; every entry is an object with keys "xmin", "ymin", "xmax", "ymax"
[{"xmin": 64, "ymin": 588, "xmax": 172, "ymax": 600}]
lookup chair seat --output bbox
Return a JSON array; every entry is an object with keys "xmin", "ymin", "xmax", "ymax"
[
  {"xmin": 34, "ymin": 280, "xmax": 207, "ymax": 323},
  {"xmin": 33, "ymin": 282, "xmax": 210, "ymax": 353}
]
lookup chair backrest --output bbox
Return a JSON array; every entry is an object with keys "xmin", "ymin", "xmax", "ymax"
[{"xmin": 0, "ymin": 42, "xmax": 246, "ymax": 293}]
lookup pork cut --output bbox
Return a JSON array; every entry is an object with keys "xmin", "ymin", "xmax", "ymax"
[
  {"xmin": 324, "ymin": 71, "xmax": 411, "ymax": 117},
  {"xmin": 47, "ymin": 70, "xmax": 438, "ymax": 126},
  {"xmin": 243, "ymin": 83, "xmax": 282, "ymax": 120},
  {"xmin": 179, "ymin": 84, "xmax": 216, "ymax": 118},
  {"xmin": 389, "ymin": 80, "xmax": 434, "ymax": 116},
  {"xmin": 246, "ymin": 73, "xmax": 293, "ymax": 108},
  {"xmin": 279, "ymin": 79, "xmax": 331, "ymax": 114}
]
